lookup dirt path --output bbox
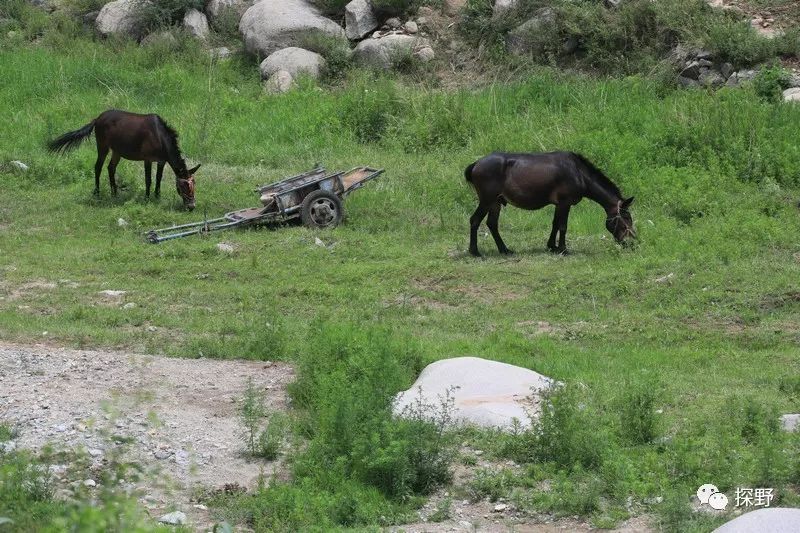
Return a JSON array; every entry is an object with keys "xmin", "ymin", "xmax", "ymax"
[{"xmin": 0, "ymin": 342, "xmax": 294, "ymax": 529}]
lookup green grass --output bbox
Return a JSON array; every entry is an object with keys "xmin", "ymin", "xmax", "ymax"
[{"xmin": 1, "ymin": 17, "xmax": 800, "ymax": 531}]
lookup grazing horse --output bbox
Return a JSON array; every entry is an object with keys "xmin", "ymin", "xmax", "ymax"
[
  {"xmin": 465, "ymin": 151, "xmax": 634, "ymax": 256},
  {"xmin": 47, "ymin": 110, "xmax": 200, "ymax": 210}
]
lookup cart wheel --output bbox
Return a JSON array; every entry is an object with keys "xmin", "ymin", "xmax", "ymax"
[{"xmin": 300, "ymin": 190, "xmax": 343, "ymax": 229}]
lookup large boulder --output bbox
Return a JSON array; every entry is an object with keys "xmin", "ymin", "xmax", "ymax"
[
  {"xmin": 95, "ymin": 0, "xmax": 146, "ymax": 38},
  {"xmin": 506, "ymin": 8, "xmax": 557, "ymax": 56},
  {"xmin": 183, "ymin": 8, "xmax": 209, "ymax": 39},
  {"xmin": 345, "ymin": 0, "xmax": 377, "ymax": 40},
  {"xmin": 259, "ymin": 47, "xmax": 326, "ymax": 79},
  {"xmin": 784, "ymin": 88, "xmax": 800, "ymax": 103},
  {"xmin": 393, "ymin": 357, "xmax": 555, "ymax": 430},
  {"xmin": 205, "ymin": 0, "xmax": 248, "ymax": 22},
  {"xmin": 353, "ymin": 34, "xmax": 433, "ymax": 69},
  {"xmin": 712, "ymin": 508, "xmax": 800, "ymax": 533},
  {"xmin": 239, "ymin": 0, "xmax": 346, "ymax": 57}
]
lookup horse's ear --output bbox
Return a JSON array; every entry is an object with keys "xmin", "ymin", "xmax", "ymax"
[
  {"xmin": 188, "ymin": 164, "xmax": 201, "ymax": 175},
  {"xmin": 622, "ymin": 196, "xmax": 634, "ymax": 208}
]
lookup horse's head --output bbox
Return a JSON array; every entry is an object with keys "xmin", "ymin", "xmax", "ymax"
[
  {"xmin": 606, "ymin": 196, "xmax": 635, "ymax": 244},
  {"xmin": 176, "ymin": 164, "xmax": 200, "ymax": 210}
]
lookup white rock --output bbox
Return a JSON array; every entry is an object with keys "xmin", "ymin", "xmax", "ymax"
[
  {"xmin": 99, "ymin": 289, "xmax": 126, "ymax": 298},
  {"xmin": 493, "ymin": 503, "xmax": 508, "ymax": 512},
  {"xmin": 239, "ymin": 0, "xmax": 346, "ymax": 57},
  {"xmin": 780, "ymin": 414, "xmax": 800, "ymax": 432},
  {"xmin": 183, "ymin": 8, "xmax": 209, "ymax": 39},
  {"xmin": 784, "ymin": 88, "xmax": 800, "ymax": 103},
  {"xmin": 206, "ymin": 0, "xmax": 247, "ymax": 21},
  {"xmin": 259, "ymin": 47, "xmax": 326, "ymax": 80},
  {"xmin": 385, "ymin": 17, "xmax": 400, "ymax": 29},
  {"xmin": 122, "ymin": 302, "xmax": 136, "ymax": 309},
  {"xmin": 712, "ymin": 508, "xmax": 800, "ymax": 533},
  {"xmin": 95, "ymin": 0, "xmax": 147, "ymax": 38},
  {"xmin": 10, "ymin": 160, "xmax": 28, "ymax": 171},
  {"xmin": 345, "ymin": 0, "xmax": 377, "ymax": 40},
  {"xmin": 117, "ymin": 217, "xmax": 128, "ymax": 227},
  {"xmin": 158, "ymin": 511, "xmax": 187, "ymax": 526},
  {"xmin": 83, "ymin": 479, "xmax": 96, "ymax": 487},
  {"xmin": 264, "ymin": 70, "xmax": 294, "ymax": 93},
  {"xmin": 353, "ymin": 34, "xmax": 432, "ymax": 69},
  {"xmin": 314, "ymin": 237, "xmax": 325, "ymax": 247},
  {"xmin": 88, "ymin": 448, "xmax": 103, "ymax": 457},
  {"xmin": 415, "ymin": 46, "xmax": 435, "ymax": 63},
  {"xmin": 403, "ymin": 21, "xmax": 418, "ymax": 34},
  {"xmin": 1, "ymin": 441, "xmax": 16, "ymax": 453},
  {"xmin": 493, "ymin": 0, "xmax": 517, "ymax": 17},
  {"xmin": 216, "ymin": 242, "xmax": 235, "ymax": 253},
  {"xmin": 393, "ymin": 357, "xmax": 555, "ymax": 430}
]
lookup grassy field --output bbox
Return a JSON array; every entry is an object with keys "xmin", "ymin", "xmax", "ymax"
[{"xmin": 1, "ymin": 20, "xmax": 800, "ymax": 531}]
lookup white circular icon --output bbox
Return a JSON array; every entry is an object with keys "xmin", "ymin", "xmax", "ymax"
[
  {"xmin": 708, "ymin": 492, "xmax": 728, "ymax": 510},
  {"xmin": 697, "ymin": 484, "xmax": 719, "ymax": 504}
]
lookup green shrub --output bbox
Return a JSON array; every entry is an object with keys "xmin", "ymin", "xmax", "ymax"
[
  {"xmin": 752, "ymin": 63, "xmax": 791, "ymax": 102},
  {"xmin": 390, "ymin": 92, "xmax": 470, "ymax": 153},
  {"xmin": 299, "ymin": 32, "xmax": 353, "ymax": 79},
  {"xmin": 239, "ymin": 377, "xmax": 266, "ymax": 456},
  {"xmin": 209, "ymin": 7, "xmax": 242, "ymax": 42},
  {"xmin": 257, "ymin": 414, "xmax": 288, "ymax": 461},
  {"xmin": 135, "ymin": 0, "xmax": 204, "ymax": 35},
  {"xmin": 617, "ymin": 376, "xmax": 661, "ymax": 445},
  {"xmin": 337, "ymin": 76, "xmax": 402, "ymax": 143}
]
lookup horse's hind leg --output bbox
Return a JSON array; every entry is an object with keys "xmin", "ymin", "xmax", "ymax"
[
  {"xmin": 487, "ymin": 203, "xmax": 512, "ymax": 255},
  {"xmin": 107, "ymin": 152, "xmax": 121, "ymax": 196},
  {"xmin": 154, "ymin": 162, "xmax": 165, "ymax": 198},
  {"xmin": 93, "ymin": 146, "xmax": 109, "ymax": 196},
  {"xmin": 144, "ymin": 162, "xmax": 152, "ymax": 198},
  {"xmin": 469, "ymin": 203, "xmax": 489, "ymax": 257}
]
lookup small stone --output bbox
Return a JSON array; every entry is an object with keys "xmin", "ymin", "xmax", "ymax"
[
  {"xmin": 654, "ymin": 273, "xmax": 674, "ymax": 283},
  {"xmin": 780, "ymin": 414, "xmax": 800, "ymax": 431},
  {"xmin": 158, "ymin": 511, "xmax": 186, "ymax": 525},
  {"xmin": 415, "ymin": 46, "xmax": 435, "ymax": 63},
  {"xmin": 117, "ymin": 218, "xmax": 128, "ymax": 227},
  {"xmin": 10, "ymin": 160, "xmax": 28, "ymax": 172},
  {"xmin": 385, "ymin": 17, "xmax": 401, "ymax": 28},
  {"xmin": 210, "ymin": 47, "xmax": 232, "ymax": 60},
  {"xmin": 83, "ymin": 479, "xmax": 96, "ymax": 487},
  {"xmin": 314, "ymin": 237, "xmax": 325, "ymax": 247},
  {"xmin": 720, "ymin": 62, "xmax": 733, "ymax": 79},
  {"xmin": 99, "ymin": 289, "xmax": 126, "ymax": 299},
  {"xmin": 88, "ymin": 448, "xmax": 103, "ymax": 457},
  {"xmin": 216, "ymin": 242, "xmax": 236, "ymax": 253},
  {"xmin": 264, "ymin": 70, "xmax": 294, "ymax": 94},
  {"xmin": 193, "ymin": 504, "xmax": 208, "ymax": 511},
  {"xmin": 146, "ymin": 325, "xmax": 157, "ymax": 332},
  {"xmin": 645, "ymin": 496, "xmax": 664, "ymax": 504},
  {"xmin": 404, "ymin": 21, "xmax": 418, "ymax": 34},
  {"xmin": 784, "ymin": 88, "xmax": 800, "ymax": 103},
  {"xmin": 122, "ymin": 302, "xmax": 136, "ymax": 309},
  {"xmin": 154, "ymin": 449, "xmax": 172, "ymax": 460}
]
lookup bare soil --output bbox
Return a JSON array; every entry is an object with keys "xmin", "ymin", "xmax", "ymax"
[{"xmin": 0, "ymin": 342, "xmax": 294, "ymax": 529}]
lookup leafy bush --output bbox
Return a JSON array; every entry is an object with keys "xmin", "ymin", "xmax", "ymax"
[
  {"xmin": 337, "ymin": 76, "xmax": 403, "ymax": 143},
  {"xmin": 300, "ymin": 32, "xmax": 353, "ymax": 79},
  {"xmin": 752, "ymin": 63, "xmax": 791, "ymax": 102},
  {"xmin": 135, "ymin": 0, "xmax": 204, "ymax": 35},
  {"xmin": 617, "ymin": 376, "xmax": 661, "ymax": 445}
]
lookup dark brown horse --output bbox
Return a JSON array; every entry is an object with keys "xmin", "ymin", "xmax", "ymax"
[
  {"xmin": 48, "ymin": 110, "xmax": 200, "ymax": 210},
  {"xmin": 465, "ymin": 151, "xmax": 634, "ymax": 256}
]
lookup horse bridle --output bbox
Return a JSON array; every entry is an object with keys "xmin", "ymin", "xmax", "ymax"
[{"xmin": 607, "ymin": 209, "xmax": 634, "ymax": 238}]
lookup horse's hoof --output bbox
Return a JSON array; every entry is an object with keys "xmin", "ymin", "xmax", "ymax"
[
  {"xmin": 500, "ymin": 248, "xmax": 515, "ymax": 256},
  {"xmin": 469, "ymin": 249, "xmax": 482, "ymax": 258}
]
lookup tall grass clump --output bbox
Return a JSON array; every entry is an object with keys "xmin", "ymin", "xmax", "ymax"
[
  {"xmin": 218, "ymin": 323, "xmax": 457, "ymax": 529},
  {"xmin": 617, "ymin": 376, "xmax": 662, "ymax": 445},
  {"xmin": 338, "ymin": 75, "xmax": 403, "ymax": 143}
]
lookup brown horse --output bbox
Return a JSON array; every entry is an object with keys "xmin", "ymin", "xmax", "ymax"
[
  {"xmin": 465, "ymin": 151, "xmax": 634, "ymax": 256},
  {"xmin": 48, "ymin": 109, "xmax": 200, "ymax": 210}
]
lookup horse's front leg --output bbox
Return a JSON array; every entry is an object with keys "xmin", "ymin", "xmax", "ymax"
[
  {"xmin": 154, "ymin": 162, "xmax": 165, "ymax": 198},
  {"xmin": 487, "ymin": 203, "xmax": 513, "ymax": 255},
  {"xmin": 552, "ymin": 204, "xmax": 571, "ymax": 254},
  {"xmin": 144, "ymin": 162, "xmax": 152, "ymax": 198}
]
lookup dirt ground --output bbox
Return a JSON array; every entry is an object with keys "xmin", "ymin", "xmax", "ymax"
[
  {"xmin": 0, "ymin": 342, "xmax": 294, "ymax": 529},
  {"xmin": 0, "ymin": 343, "xmax": 656, "ymax": 531}
]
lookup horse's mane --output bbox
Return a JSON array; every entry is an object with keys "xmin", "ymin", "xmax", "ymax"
[
  {"xmin": 572, "ymin": 153, "xmax": 621, "ymax": 198},
  {"xmin": 158, "ymin": 117, "xmax": 181, "ymax": 149}
]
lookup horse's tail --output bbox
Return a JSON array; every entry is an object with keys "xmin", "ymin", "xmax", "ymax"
[
  {"xmin": 47, "ymin": 121, "xmax": 95, "ymax": 154},
  {"xmin": 464, "ymin": 161, "xmax": 476, "ymax": 183}
]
